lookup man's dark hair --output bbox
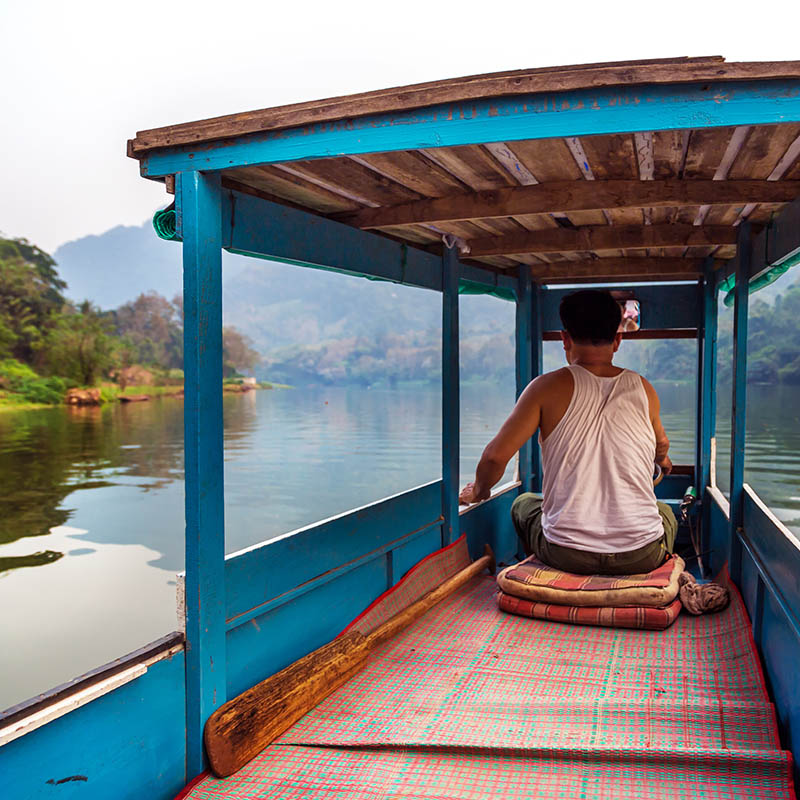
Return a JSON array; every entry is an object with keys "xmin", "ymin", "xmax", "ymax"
[{"xmin": 559, "ymin": 290, "xmax": 622, "ymax": 345}]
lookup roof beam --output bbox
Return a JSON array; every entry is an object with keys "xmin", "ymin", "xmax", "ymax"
[
  {"xmin": 529, "ymin": 257, "xmax": 707, "ymax": 283},
  {"xmin": 338, "ymin": 180, "xmax": 799, "ymax": 230},
  {"xmin": 467, "ymin": 224, "xmax": 737, "ymax": 257},
  {"xmin": 136, "ymin": 79, "xmax": 800, "ymax": 178}
]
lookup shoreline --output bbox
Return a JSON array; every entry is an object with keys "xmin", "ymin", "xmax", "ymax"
[{"xmin": 0, "ymin": 382, "xmax": 291, "ymax": 412}]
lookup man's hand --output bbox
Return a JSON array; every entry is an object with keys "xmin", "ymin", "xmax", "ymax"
[
  {"xmin": 657, "ymin": 455, "xmax": 673, "ymax": 476},
  {"xmin": 459, "ymin": 482, "xmax": 487, "ymax": 506}
]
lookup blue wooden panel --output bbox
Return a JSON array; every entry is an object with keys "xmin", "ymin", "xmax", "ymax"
[
  {"xmin": 742, "ymin": 489, "xmax": 800, "ymax": 625},
  {"xmin": 460, "ymin": 261, "xmax": 518, "ymax": 295},
  {"xmin": 179, "ymin": 171, "xmax": 226, "ymax": 775},
  {"xmin": 728, "ymin": 223, "xmax": 752, "ymax": 582},
  {"xmin": 515, "ymin": 270, "xmax": 532, "ymax": 493},
  {"xmin": 718, "ymin": 195, "xmax": 800, "ymax": 286},
  {"xmin": 223, "ymin": 189, "xmax": 442, "ymax": 292},
  {"xmin": 220, "ymin": 189, "xmax": 515, "ymax": 297},
  {"xmin": 655, "ymin": 473, "xmax": 691, "ymax": 501},
  {"xmin": 442, "ymin": 246, "xmax": 460, "ymax": 546},
  {"xmin": 225, "ymin": 558, "xmax": 386, "ymax": 700},
  {"xmin": 141, "ymin": 79, "xmax": 800, "ymax": 177},
  {"xmin": 541, "ymin": 283, "xmax": 702, "ymax": 332},
  {"xmin": 2, "ymin": 654, "xmax": 186, "ymax": 800},
  {"xmin": 225, "ymin": 481, "xmax": 442, "ymax": 626},
  {"xmin": 739, "ymin": 546, "xmax": 761, "ymax": 628},
  {"xmin": 460, "ymin": 487, "xmax": 520, "ymax": 568},
  {"xmin": 737, "ymin": 491, "xmax": 800, "ymax": 788},
  {"xmin": 391, "ymin": 526, "xmax": 442, "ymax": 585},
  {"xmin": 706, "ymin": 487, "xmax": 731, "ymax": 576},
  {"xmin": 758, "ymin": 588, "xmax": 800, "ymax": 787}
]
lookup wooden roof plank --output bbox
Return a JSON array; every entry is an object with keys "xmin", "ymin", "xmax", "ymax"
[
  {"xmin": 224, "ymin": 166, "xmax": 361, "ymax": 213},
  {"xmin": 277, "ymin": 158, "xmax": 422, "ymax": 207},
  {"xmin": 337, "ymin": 180, "xmax": 800, "ymax": 229},
  {"xmin": 467, "ymin": 223, "xmax": 737, "ymax": 257},
  {"xmin": 350, "ymin": 151, "xmax": 468, "ymax": 197},
  {"xmin": 129, "ymin": 59, "xmax": 800, "ymax": 156},
  {"xmin": 420, "ymin": 145, "xmax": 514, "ymax": 191},
  {"xmin": 720, "ymin": 125, "xmax": 800, "ymax": 224},
  {"xmin": 529, "ymin": 257, "xmax": 706, "ymax": 282}
]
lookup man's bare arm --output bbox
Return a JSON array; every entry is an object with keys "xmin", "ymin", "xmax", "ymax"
[
  {"xmin": 641, "ymin": 377, "xmax": 672, "ymax": 474},
  {"xmin": 459, "ymin": 375, "xmax": 548, "ymax": 504}
]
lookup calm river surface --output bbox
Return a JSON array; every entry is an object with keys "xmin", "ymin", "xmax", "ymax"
[{"xmin": 1, "ymin": 382, "xmax": 798, "ymax": 709}]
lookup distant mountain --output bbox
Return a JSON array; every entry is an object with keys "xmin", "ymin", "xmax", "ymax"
[
  {"xmin": 54, "ymin": 221, "xmax": 250, "ymax": 309},
  {"xmin": 54, "ymin": 222, "xmax": 182, "ymax": 309},
  {"xmin": 51, "ymin": 221, "xmax": 517, "ymax": 386}
]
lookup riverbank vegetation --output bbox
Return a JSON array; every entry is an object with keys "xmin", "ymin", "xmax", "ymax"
[{"xmin": 0, "ymin": 236, "xmax": 265, "ymax": 407}]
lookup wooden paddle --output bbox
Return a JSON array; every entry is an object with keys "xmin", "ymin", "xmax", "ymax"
[{"xmin": 205, "ymin": 544, "xmax": 495, "ymax": 777}]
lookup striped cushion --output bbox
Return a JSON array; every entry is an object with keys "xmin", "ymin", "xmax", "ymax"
[
  {"xmin": 497, "ymin": 554, "xmax": 684, "ymax": 608},
  {"xmin": 497, "ymin": 591, "xmax": 682, "ymax": 630}
]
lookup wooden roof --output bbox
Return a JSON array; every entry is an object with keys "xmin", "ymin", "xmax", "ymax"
[{"xmin": 129, "ymin": 57, "xmax": 800, "ymax": 283}]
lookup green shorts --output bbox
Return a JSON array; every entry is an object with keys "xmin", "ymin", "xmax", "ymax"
[{"xmin": 511, "ymin": 492, "xmax": 677, "ymax": 576}]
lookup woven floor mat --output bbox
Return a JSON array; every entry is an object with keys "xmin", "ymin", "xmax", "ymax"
[
  {"xmin": 187, "ymin": 745, "xmax": 795, "ymax": 800},
  {"xmin": 185, "ymin": 577, "xmax": 795, "ymax": 799}
]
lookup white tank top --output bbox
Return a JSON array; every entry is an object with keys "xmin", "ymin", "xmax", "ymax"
[{"xmin": 540, "ymin": 364, "xmax": 664, "ymax": 553}]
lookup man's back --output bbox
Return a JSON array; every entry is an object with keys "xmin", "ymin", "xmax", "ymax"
[
  {"xmin": 539, "ymin": 364, "xmax": 663, "ymax": 553},
  {"xmin": 459, "ymin": 288, "xmax": 675, "ymax": 574}
]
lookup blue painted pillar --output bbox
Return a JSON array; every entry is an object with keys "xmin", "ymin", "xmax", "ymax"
[
  {"xmin": 442, "ymin": 245, "xmax": 460, "ymax": 545},
  {"xmin": 728, "ymin": 223, "xmax": 752, "ymax": 583},
  {"xmin": 515, "ymin": 268, "xmax": 532, "ymax": 493},
  {"xmin": 179, "ymin": 171, "xmax": 226, "ymax": 777},
  {"xmin": 697, "ymin": 258, "xmax": 718, "ymax": 490},
  {"xmin": 531, "ymin": 283, "xmax": 544, "ymax": 491},
  {"xmin": 698, "ymin": 260, "xmax": 718, "ymax": 576}
]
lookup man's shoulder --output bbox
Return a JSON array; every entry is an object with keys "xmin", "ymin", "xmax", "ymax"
[{"xmin": 531, "ymin": 367, "xmax": 574, "ymax": 397}]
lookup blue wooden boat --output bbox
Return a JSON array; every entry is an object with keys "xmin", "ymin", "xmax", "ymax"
[{"xmin": 2, "ymin": 55, "xmax": 800, "ymax": 798}]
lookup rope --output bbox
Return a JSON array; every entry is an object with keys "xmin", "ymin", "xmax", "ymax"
[{"xmin": 678, "ymin": 572, "xmax": 730, "ymax": 615}]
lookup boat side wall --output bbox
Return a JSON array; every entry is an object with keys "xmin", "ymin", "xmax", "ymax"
[
  {"xmin": 0, "ymin": 652, "xmax": 186, "ymax": 800},
  {"xmin": 707, "ymin": 484, "xmax": 800, "ymax": 786}
]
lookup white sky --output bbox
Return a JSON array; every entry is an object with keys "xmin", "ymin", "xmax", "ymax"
[{"xmin": 2, "ymin": 0, "xmax": 798, "ymax": 254}]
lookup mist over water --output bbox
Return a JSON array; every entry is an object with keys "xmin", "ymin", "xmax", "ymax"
[{"xmin": 0, "ymin": 382, "xmax": 797, "ymax": 710}]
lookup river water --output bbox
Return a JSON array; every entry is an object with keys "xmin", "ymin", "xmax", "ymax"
[{"xmin": 1, "ymin": 382, "xmax": 798, "ymax": 710}]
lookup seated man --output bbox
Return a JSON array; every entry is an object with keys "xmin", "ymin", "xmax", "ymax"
[{"xmin": 459, "ymin": 289, "xmax": 677, "ymax": 576}]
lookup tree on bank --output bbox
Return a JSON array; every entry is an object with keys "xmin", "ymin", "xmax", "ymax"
[
  {"xmin": 0, "ymin": 235, "xmax": 264, "ymax": 403},
  {"xmin": 44, "ymin": 301, "xmax": 117, "ymax": 386}
]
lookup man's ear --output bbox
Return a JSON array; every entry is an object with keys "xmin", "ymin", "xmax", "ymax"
[
  {"xmin": 560, "ymin": 330, "xmax": 571, "ymax": 350},
  {"xmin": 612, "ymin": 332, "xmax": 623, "ymax": 353}
]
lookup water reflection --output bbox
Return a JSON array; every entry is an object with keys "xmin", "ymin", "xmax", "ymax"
[{"xmin": 0, "ymin": 381, "xmax": 797, "ymax": 710}]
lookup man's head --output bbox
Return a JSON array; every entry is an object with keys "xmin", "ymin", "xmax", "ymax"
[
  {"xmin": 559, "ymin": 290, "xmax": 622, "ymax": 344},
  {"xmin": 559, "ymin": 290, "xmax": 622, "ymax": 362}
]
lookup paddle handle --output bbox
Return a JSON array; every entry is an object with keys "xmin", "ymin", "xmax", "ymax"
[{"xmin": 204, "ymin": 544, "xmax": 494, "ymax": 777}]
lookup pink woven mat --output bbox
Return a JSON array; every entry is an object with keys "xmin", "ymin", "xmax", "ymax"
[
  {"xmin": 497, "ymin": 590, "xmax": 683, "ymax": 630},
  {"xmin": 183, "ymin": 575, "xmax": 795, "ymax": 799},
  {"xmin": 501, "ymin": 553, "xmax": 681, "ymax": 591}
]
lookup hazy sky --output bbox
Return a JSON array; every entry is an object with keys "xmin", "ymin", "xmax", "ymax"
[{"xmin": 2, "ymin": 0, "xmax": 799, "ymax": 253}]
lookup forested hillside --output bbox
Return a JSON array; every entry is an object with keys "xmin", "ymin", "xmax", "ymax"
[
  {"xmin": 0, "ymin": 236, "xmax": 259, "ymax": 406},
  {"xmin": 7, "ymin": 220, "xmax": 800, "ymax": 393}
]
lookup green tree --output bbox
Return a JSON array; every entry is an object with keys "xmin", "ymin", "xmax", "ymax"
[
  {"xmin": 45, "ymin": 301, "xmax": 117, "ymax": 385},
  {"xmin": 222, "ymin": 327, "xmax": 261, "ymax": 377},
  {"xmin": 0, "ymin": 237, "xmax": 66, "ymax": 365}
]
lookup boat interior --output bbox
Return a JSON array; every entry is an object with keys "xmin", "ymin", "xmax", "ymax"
[{"xmin": 2, "ymin": 56, "xmax": 800, "ymax": 798}]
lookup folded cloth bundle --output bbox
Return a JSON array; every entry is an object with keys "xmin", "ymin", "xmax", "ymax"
[{"xmin": 496, "ymin": 554, "xmax": 686, "ymax": 631}]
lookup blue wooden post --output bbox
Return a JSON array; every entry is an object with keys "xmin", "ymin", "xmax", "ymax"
[
  {"xmin": 697, "ymin": 258, "xmax": 718, "ymax": 490},
  {"xmin": 698, "ymin": 260, "xmax": 718, "ymax": 576},
  {"xmin": 179, "ymin": 171, "xmax": 226, "ymax": 777},
  {"xmin": 729, "ymin": 223, "xmax": 752, "ymax": 583},
  {"xmin": 531, "ymin": 283, "xmax": 544, "ymax": 492},
  {"xmin": 515, "ymin": 268, "xmax": 532, "ymax": 493},
  {"xmin": 442, "ymin": 244, "xmax": 460, "ymax": 545}
]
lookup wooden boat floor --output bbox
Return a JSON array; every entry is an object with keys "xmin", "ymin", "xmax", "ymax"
[{"xmin": 183, "ymin": 576, "xmax": 795, "ymax": 799}]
